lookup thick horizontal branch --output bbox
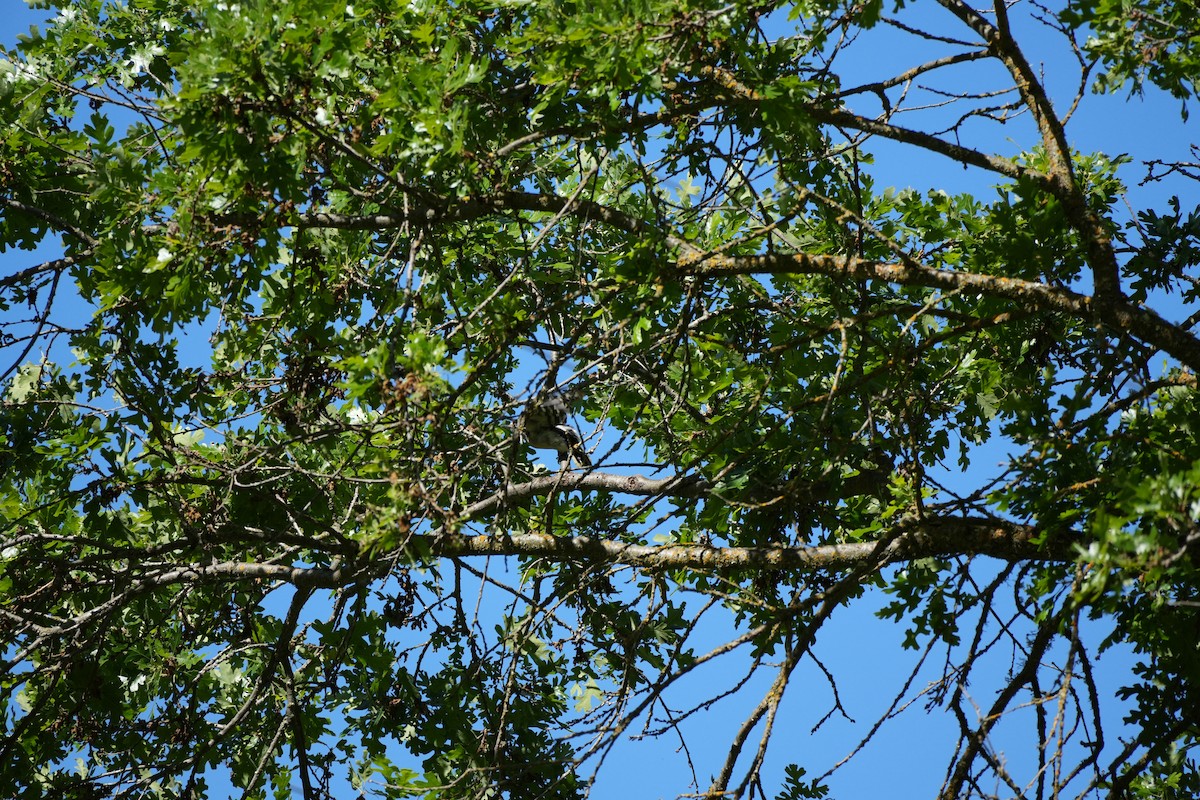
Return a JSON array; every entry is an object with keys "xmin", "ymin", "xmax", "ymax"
[
  {"xmin": 430, "ymin": 516, "xmax": 1076, "ymax": 569},
  {"xmin": 118, "ymin": 471, "xmax": 1078, "ymax": 591},
  {"xmin": 121, "ymin": 515, "xmax": 1076, "ymax": 594},
  {"xmin": 674, "ymin": 250, "xmax": 1200, "ymax": 372},
  {"xmin": 141, "ymin": 561, "xmax": 368, "ymax": 589},
  {"xmin": 676, "ymin": 249, "xmax": 1094, "ymax": 313}
]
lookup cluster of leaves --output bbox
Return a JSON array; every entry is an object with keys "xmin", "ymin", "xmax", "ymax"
[
  {"xmin": 2, "ymin": 0, "xmax": 1200, "ymax": 798},
  {"xmin": 1062, "ymin": 0, "xmax": 1199, "ymax": 109}
]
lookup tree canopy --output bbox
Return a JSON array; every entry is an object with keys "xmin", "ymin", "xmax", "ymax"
[{"xmin": 2, "ymin": 1, "xmax": 1199, "ymax": 798}]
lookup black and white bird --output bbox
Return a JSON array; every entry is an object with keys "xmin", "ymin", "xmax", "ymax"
[{"xmin": 522, "ymin": 390, "xmax": 591, "ymax": 468}]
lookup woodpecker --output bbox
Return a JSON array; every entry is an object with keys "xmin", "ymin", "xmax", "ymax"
[{"xmin": 522, "ymin": 390, "xmax": 591, "ymax": 468}]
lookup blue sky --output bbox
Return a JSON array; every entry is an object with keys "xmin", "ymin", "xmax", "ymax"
[{"xmin": 3, "ymin": 2, "xmax": 1197, "ymax": 798}]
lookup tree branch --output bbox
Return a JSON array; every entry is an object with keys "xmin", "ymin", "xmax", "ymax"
[
  {"xmin": 672, "ymin": 250, "xmax": 1200, "ymax": 372},
  {"xmin": 127, "ymin": 515, "xmax": 1076, "ymax": 595},
  {"xmin": 431, "ymin": 516, "xmax": 1075, "ymax": 569},
  {"xmin": 695, "ymin": 64, "xmax": 1050, "ymax": 188},
  {"xmin": 0, "ymin": 197, "xmax": 100, "ymax": 249},
  {"xmin": 934, "ymin": 0, "xmax": 1123, "ymax": 299}
]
